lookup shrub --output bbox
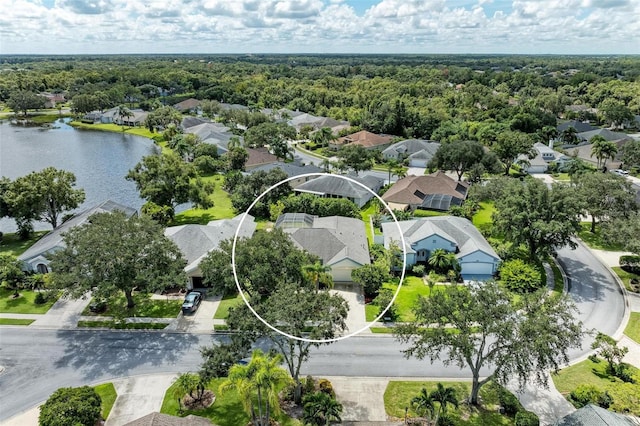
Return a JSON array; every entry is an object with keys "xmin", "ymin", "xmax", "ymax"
[
  {"xmin": 497, "ymin": 386, "xmax": 520, "ymax": 416},
  {"xmin": 412, "ymin": 264, "xmax": 426, "ymax": 276},
  {"xmin": 305, "ymin": 375, "xmax": 316, "ymax": 395},
  {"xmin": 499, "ymin": 259, "xmax": 543, "ymax": 293},
  {"xmin": 569, "ymin": 384, "xmax": 612, "ymax": 408},
  {"xmin": 34, "ymin": 292, "xmax": 47, "ymax": 305},
  {"xmin": 373, "ymin": 288, "xmax": 398, "ymax": 321},
  {"xmin": 620, "ymin": 255, "xmax": 640, "ymax": 274},
  {"xmin": 515, "ymin": 410, "xmax": 540, "ymax": 426},
  {"xmin": 318, "ymin": 378, "xmax": 335, "ymax": 398},
  {"xmin": 39, "ymin": 386, "xmax": 102, "ymax": 426},
  {"xmin": 614, "ymin": 364, "xmax": 636, "ymax": 383}
]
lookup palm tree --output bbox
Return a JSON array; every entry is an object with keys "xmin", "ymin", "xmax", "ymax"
[
  {"xmin": 540, "ymin": 125, "xmax": 558, "ymax": 145},
  {"xmin": 411, "ymin": 387, "xmax": 435, "ymax": 421},
  {"xmin": 386, "ymin": 159, "xmax": 400, "ymax": 184},
  {"xmin": 117, "ymin": 105, "xmax": 133, "ymax": 131},
  {"xmin": 219, "ymin": 350, "xmax": 291, "ymax": 426},
  {"xmin": 303, "ymin": 261, "xmax": 332, "ymax": 292},
  {"xmin": 311, "ymin": 127, "xmax": 334, "ymax": 148},
  {"xmin": 320, "ymin": 158, "xmax": 332, "ymax": 173},
  {"xmin": 393, "ymin": 165, "xmax": 407, "ymax": 180},
  {"xmin": 228, "ymin": 136, "xmax": 242, "ymax": 149},
  {"xmin": 428, "ymin": 249, "xmax": 450, "ymax": 274},
  {"xmin": 430, "ymin": 383, "xmax": 459, "ymax": 425},
  {"xmin": 561, "ymin": 126, "xmax": 578, "ymax": 145},
  {"xmin": 303, "ymin": 391, "xmax": 343, "ymax": 426},
  {"xmin": 590, "ymin": 136, "xmax": 618, "ymax": 168}
]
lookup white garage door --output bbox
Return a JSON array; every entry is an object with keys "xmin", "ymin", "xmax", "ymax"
[
  {"xmin": 461, "ymin": 262, "xmax": 493, "ymax": 276},
  {"xmin": 332, "ymin": 267, "xmax": 355, "ymax": 283},
  {"xmin": 409, "ymin": 159, "xmax": 428, "ymax": 168}
]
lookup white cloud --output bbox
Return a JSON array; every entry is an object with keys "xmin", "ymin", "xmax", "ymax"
[{"xmin": 0, "ymin": 0, "xmax": 637, "ymax": 54}]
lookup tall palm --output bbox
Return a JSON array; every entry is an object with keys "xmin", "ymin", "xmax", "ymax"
[
  {"xmin": 561, "ymin": 127, "xmax": 578, "ymax": 145},
  {"xmin": 228, "ymin": 136, "xmax": 242, "ymax": 149},
  {"xmin": 393, "ymin": 165, "xmax": 407, "ymax": 180},
  {"xmin": 411, "ymin": 387, "xmax": 435, "ymax": 421},
  {"xmin": 386, "ymin": 159, "xmax": 400, "ymax": 184},
  {"xmin": 311, "ymin": 127, "xmax": 334, "ymax": 148},
  {"xmin": 540, "ymin": 125, "xmax": 558, "ymax": 145},
  {"xmin": 430, "ymin": 383, "xmax": 459, "ymax": 425},
  {"xmin": 590, "ymin": 136, "xmax": 618, "ymax": 167},
  {"xmin": 117, "ymin": 105, "xmax": 133, "ymax": 131},
  {"xmin": 303, "ymin": 391, "xmax": 343, "ymax": 426},
  {"xmin": 303, "ymin": 261, "xmax": 332, "ymax": 292},
  {"xmin": 428, "ymin": 249, "xmax": 450, "ymax": 274},
  {"xmin": 320, "ymin": 158, "xmax": 332, "ymax": 173}
]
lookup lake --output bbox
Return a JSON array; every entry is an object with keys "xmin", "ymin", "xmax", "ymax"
[{"xmin": 0, "ymin": 119, "xmax": 159, "ymax": 233}]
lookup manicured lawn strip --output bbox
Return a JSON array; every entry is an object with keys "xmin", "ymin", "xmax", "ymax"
[
  {"xmin": 552, "ymin": 173, "xmax": 571, "ymax": 182},
  {"xmin": 213, "ymin": 293, "xmax": 244, "ymax": 320},
  {"xmin": 81, "ymin": 293, "xmax": 181, "ymax": 318},
  {"xmin": 0, "ymin": 318, "xmax": 35, "ymax": 325},
  {"xmin": 384, "ymin": 381, "xmax": 516, "ymax": 425},
  {"xmin": 625, "ymin": 312, "xmax": 640, "ymax": 344},
  {"xmin": 94, "ymin": 383, "xmax": 117, "ymax": 420},
  {"xmin": 77, "ymin": 320, "xmax": 168, "ymax": 330},
  {"xmin": 578, "ymin": 223, "xmax": 624, "ymax": 251},
  {"xmin": 0, "ymin": 289, "xmax": 58, "ymax": 314},
  {"xmin": 369, "ymin": 327, "xmax": 394, "ymax": 333},
  {"xmin": 412, "ymin": 209, "xmax": 448, "ymax": 218},
  {"xmin": 172, "ymin": 175, "xmax": 236, "ymax": 225},
  {"xmin": 472, "ymin": 202, "xmax": 495, "ymax": 227},
  {"xmin": 552, "ymin": 358, "xmax": 640, "ymax": 415},
  {"xmin": 214, "ymin": 324, "xmax": 229, "ymax": 331},
  {"xmin": 381, "ymin": 276, "xmax": 446, "ymax": 322},
  {"xmin": 612, "ymin": 267, "xmax": 639, "ymax": 293},
  {"xmin": 549, "ymin": 259, "xmax": 564, "ymax": 295},
  {"xmin": 0, "ymin": 231, "xmax": 48, "ymax": 256},
  {"xmin": 360, "ymin": 201, "xmax": 378, "ymax": 244},
  {"xmin": 365, "ymin": 303, "xmax": 379, "ymax": 322},
  {"xmin": 255, "ymin": 220, "xmax": 272, "ymax": 230},
  {"xmin": 161, "ymin": 378, "xmax": 300, "ymax": 426},
  {"xmin": 69, "ymin": 121, "xmax": 157, "ymax": 139}
]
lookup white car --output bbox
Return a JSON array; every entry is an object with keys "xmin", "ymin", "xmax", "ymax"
[{"xmin": 611, "ymin": 169, "xmax": 629, "ymax": 176}]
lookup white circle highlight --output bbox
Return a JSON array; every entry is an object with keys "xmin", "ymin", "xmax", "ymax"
[{"xmin": 231, "ymin": 172, "xmax": 407, "ymax": 343}]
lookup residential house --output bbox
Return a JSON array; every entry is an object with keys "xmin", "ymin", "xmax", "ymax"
[
  {"xmin": 247, "ymin": 162, "xmax": 322, "ymax": 188},
  {"xmin": 164, "ymin": 214, "xmax": 256, "ymax": 289},
  {"xmin": 18, "ymin": 200, "xmax": 137, "ymax": 273},
  {"xmin": 557, "ymin": 120, "xmax": 598, "ymax": 134},
  {"xmin": 566, "ymin": 129, "xmax": 634, "ymax": 167},
  {"xmin": 331, "ymin": 130, "xmax": 394, "ymax": 151},
  {"xmin": 381, "ymin": 216, "xmax": 500, "ymax": 280},
  {"xmin": 183, "ymin": 121, "xmax": 237, "ymax": 155},
  {"xmin": 39, "ymin": 92, "xmax": 66, "ymax": 108},
  {"xmin": 553, "ymin": 404, "xmax": 637, "ymax": 426},
  {"xmin": 173, "ymin": 98, "xmax": 201, "ymax": 114},
  {"xmin": 519, "ymin": 142, "xmax": 559, "ymax": 174},
  {"xmin": 124, "ymin": 412, "xmax": 211, "ymax": 426},
  {"xmin": 577, "ymin": 128, "xmax": 632, "ymax": 145},
  {"xmin": 294, "ymin": 174, "xmax": 384, "ymax": 208},
  {"xmin": 382, "ymin": 139, "xmax": 440, "ymax": 167},
  {"xmin": 381, "ymin": 172, "xmax": 469, "ymax": 212},
  {"xmin": 113, "ymin": 109, "xmax": 149, "ymax": 127},
  {"xmin": 245, "ymin": 147, "xmax": 279, "ymax": 170},
  {"xmin": 276, "ymin": 213, "xmax": 370, "ymax": 282}
]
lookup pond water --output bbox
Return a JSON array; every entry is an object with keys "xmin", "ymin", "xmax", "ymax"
[{"xmin": 0, "ymin": 119, "xmax": 159, "ymax": 233}]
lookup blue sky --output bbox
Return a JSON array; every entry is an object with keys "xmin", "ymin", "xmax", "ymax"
[{"xmin": 0, "ymin": 0, "xmax": 638, "ymax": 55}]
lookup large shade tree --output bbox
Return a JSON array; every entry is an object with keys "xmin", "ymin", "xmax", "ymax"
[
  {"xmin": 49, "ymin": 211, "xmax": 186, "ymax": 308},
  {"xmin": 39, "ymin": 386, "xmax": 102, "ymax": 426},
  {"xmin": 395, "ymin": 281, "xmax": 583, "ymax": 406},
  {"xmin": 492, "ymin": 130, "xmax": 536, "ymax": 175},
  {"xmin": 428, "ymin": 140, "xmax": 487, "ymax": 181}
]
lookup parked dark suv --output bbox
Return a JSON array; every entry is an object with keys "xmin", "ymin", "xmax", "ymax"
[{"xmin": 181, "ymin": 291, "xmax": 204, "ymax": 314}]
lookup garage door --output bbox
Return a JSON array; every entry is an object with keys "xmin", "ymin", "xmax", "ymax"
[
  {"xmin": 332, "ymin": 267, "xmax": 355, "ymax": 283},
  {"xmin": 461, "ymin": 262, "xmax": 493, "ymax": 276}
]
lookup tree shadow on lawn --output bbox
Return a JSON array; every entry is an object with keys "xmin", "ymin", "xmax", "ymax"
[{"xmin": 53, "ymin": 329, "xmax": 215, "ymax": 382}]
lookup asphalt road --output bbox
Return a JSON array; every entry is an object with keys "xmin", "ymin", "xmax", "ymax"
[{"xmin": 0, "ymin": 241, "xmax": 627, "ymax": 421}]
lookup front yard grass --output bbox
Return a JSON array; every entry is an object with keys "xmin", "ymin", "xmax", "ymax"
[
  {"xmin": 578, "ymin": 223, "xmax": 624, "ymax": 251},
  {"xmin": 94, "ymin": 383, "xmax": 117, "ymax": 421},
  {"xmin": 365, "ymin": 276, "xmax": 446, "ymax": 322},
  {"xmin": 213, "ymin": 293, "xmax": 244, "ymax": 320},
  {"xmin": 161, "ymin": 377, "xmax": 300, "ymax": 426},
  {"xmin": 69, "ymin": 120, "xmax": 157, "ymax": 139},
  {"xmin": 384, "ymin": 381, "xmax": 519, "ymax": 425},
  {"xmin": 172, "ymin": 175, "xmax": 236, "ymax": 225},
  {"xmin": 0, "ymin": 288, "xmax": 58, "ymax": 314},
  {"xmin": 552, "ymin": 358, "xmax": 640, "ymax": 415},
  {"xmin": 0, "ymin": 318, "xmax": 35, "ymax": 325},
  {"xmin": 612, "ymin": 266, "xmax": 640, "ymax": 293},
  {"xmin": 81, "ymin": 293, "xmax": 181, "ymax": 318},
  {"xmin": 412, "ymin": 209, "xmax": 448, "ymax": 218},
  {"xmin": 625, "ymin": 312, "xmax": 640, "ymax": 344},
  {"xmin": 549, "ymin": 259, "xmax": 564, "ymax": 296},
  {"xmin": 0, "ymin": 231, "xmax": 48, "ymax": 256},
  {"xmin": 360, "ymin": 201, "xmax": 379, "ymax": 244},
  {"xmin": 472, "ymin": 202, "xmax": 495, "ymax": 228}
]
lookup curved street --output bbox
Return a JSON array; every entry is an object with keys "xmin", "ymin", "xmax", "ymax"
[{"xmin": 0, "ymin": 241, "xmax": 628, "ymax": 422}]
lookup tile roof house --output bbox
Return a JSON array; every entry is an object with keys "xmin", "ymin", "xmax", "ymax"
[
  {"xmin": 553, "ymin": 404, "xmax": 637, "ymax": 425},
  {"xmin": 18, "ymin": 200, "xmax": 137, "ymax": 273},
  {"xmin": 332, "ymin": 130, "xmax": 394, "ymax": 151},
  {"xmin": 276, "ymin": 213, "xmax": 370, "ymax": 282},
  {"xmin": 382, "ymin": 139, "xmax": 440, "ymax": 167},
  {"xmin": 294, "ymin": 174, "xmax": 384, "ymax": 208},
  {"xmin": 248, "ymin": 162, "xmax": 322, "ymax": 187},
  {"xmin": 382, "ymin": 216, "xmax": 500, "ymax": 281},
  {"xmin": 381, "ymin": 172, "xmax": 469, "ymax": 212},
  {"xmin": 164, "ymin": 214, "xmax": 256, "ymax": 289}
]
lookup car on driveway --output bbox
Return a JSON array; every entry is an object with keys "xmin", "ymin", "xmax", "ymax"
[
  {"xmin": 611, "ymin": 169, "xmax": 629, "ymax": 176},
  {"xmin": 181, "ymin": 291, "xmax": 204, "ymax": 314}
]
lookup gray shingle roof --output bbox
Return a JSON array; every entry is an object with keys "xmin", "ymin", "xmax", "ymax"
[
  {"xmin": 124, "ymin": 412, "xmax": 211, "ymax": 426},
  {"xmin": 381, "ymin": 216, "xmax": 499, "ymax": 261},
  {"xmin": 578, "ymin": 128, "xmax": 632, "ymax": 143},
  {"xmin": 383, "ymin": 139, "xmax": 440, "ymax": 158},
  {"xmin": 249, "ymin": 162, "xmax": 322, "ymax": 178},
  {"xmin": 553, "ymin": 404, "xmax": 637, "ymax": 425},
  {"xmin": 164, "ymin": 214, "xmax": 256, "ymax": 273},
  {"xmin": 277, "ymin": 214, "xmax": 370, "ymax": 267},
  {"xmin": 557, "ymin": 120, "xmax": 598, "ymax": 133},
  {"xmin": 18, "ymin": 200, "xmax": 137, "ymax": 263},
  {"xmin": 294, "ymin": 175, "xmax": 383, "ymax": 200}
]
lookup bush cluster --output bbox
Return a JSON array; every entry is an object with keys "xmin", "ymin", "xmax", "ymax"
[{"xmin": 620, "ymin": 255, "xmax": 640, "ymax": 274}]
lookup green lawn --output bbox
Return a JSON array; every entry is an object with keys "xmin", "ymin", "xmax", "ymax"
[
  {"xmin": 472, "ymin": 202, "xmax": 495, "ymax": 227},
  {"xmin": 81, "ymin": 293, "xmax": 181, "ymax": 318},
  {"xmin": 384, "ymin": 381, "xmax": 520, "ymax": 425},
  {"xmin": 77, "ymin": 320, "xmax": 168, "ymax": 330},
  {"xmin": 0, "ymin": 318, "xmax": 35, "ymax": 325},
  {"xmin": 625, "ymin": 312, "xmax": 640, "ymax": 344},
  {"xmin": 413, "ymin": 209, "xmax": 448, "ymax": 218},
  {"xmin": 552, "ymin": 358, "xmax": 640, "ymax": 415},
  {"xmin": 31, "ymin": 113, "xmax": 73, "ymax": 124},
  {"xmin": 549, "ymin": 259, "xmax": 564, "ymax": 296},
  {"xmin": 0, "ymin": 289, "xmax": 58, "ymax": 314},
  {"xmin": 213, "ymin": 293, "xmax": 245, "ymax": 319},
  {"xmin": 366, "ymin": 276, "xmax": 445, "ymax": 322},
  {"xmin": 94, "ymin": 383, "xmax": 117, "ymax": 421},
  {"xmin": 578, "ymin": 223, "xmax": 624, "ymax": 251},
  {"xmin": 360, "ymin": 201, "xmax": 379, "ymax": 244},
  {"xmin": 0, "ymin": 231, "xmax": 48, "ymax": 256},
  {"xmin": 611, "ymin": 267, "xmax": 640, "ymax": 293},
  {"xmin": 172, "ymin": 175, "xmax": 236, "ymax": 225},
  {"xmin": 161, "ymin": 377, "xmax": 300, "ymax": 426},
  {"xmin": 69, "ymin": 120, "xmax": 157, "ymax": 139}
]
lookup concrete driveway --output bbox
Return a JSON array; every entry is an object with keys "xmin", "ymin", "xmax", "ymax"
[
  {"xmin": 332, "ymin": 285, "xmax": 369, "ymax": 335},
  {"xmin": 168, "ymin": 294, "xmax": 221, "ymax": 333}
]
